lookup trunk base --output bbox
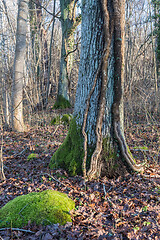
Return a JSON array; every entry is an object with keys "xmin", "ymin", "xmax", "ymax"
[
  {"xmin": 53, "ymin": 95, "xmax": 71, "ymax": 109},
  {"xmin": 49, "ymin": 119, "xmax": 84, "ymax": 176}
]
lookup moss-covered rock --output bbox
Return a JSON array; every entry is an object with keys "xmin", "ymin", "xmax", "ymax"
[
  {"xmin": 49, "ymin": 118, "xmax": 84, "ymax": 176},
  {"xmin": 53, "ymin": 95, "xmax": 71, "ymax": 109},
  {"xmin": 27, "ymin": 153, "xmax": 39, "ymax": 161},
  {"xmin": 0, "ymin": 190, "xmax": 75, "ymax": 228}
]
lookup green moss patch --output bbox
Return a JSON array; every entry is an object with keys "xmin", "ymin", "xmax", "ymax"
[
  {"xmin": 50, "ymin": 114, "xmax": 72, "ymax": 126},
  {"xmin": 61, "ymin": 114, "xmax": 72, "ymax": 125},
  {"xmin": 0, "ymin": 190, "xmax": 75, "ymax": 228},
  {"xmin": 50, "ymin": 116, "xmax": 61, "ymax": 125},
  {"xmin": 49, "ymin": 118, "xmax": 84, "ymax": 176},
  {"xmin": 53, "ymin": 95, "xmax": 71, "ymax": 109},
  {"xmin": 133, "ymin": 146, "xmax": 148, "ymax": 150},
  {"xmin": 27, "ymin": 153, "xmax": 39, "ymax": 161}
]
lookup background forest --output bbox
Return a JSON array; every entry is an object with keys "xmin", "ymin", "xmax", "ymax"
[
  {"xmin": 0, "ymin": 0, "xmax": 160, "ymax": 239},
  {"xmin": 0, "ymin": 0, "xmax": 160, "ymax": 127}
]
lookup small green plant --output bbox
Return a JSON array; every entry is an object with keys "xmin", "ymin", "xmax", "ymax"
[
  {"xmin": 133, "ymin": 226, "xmax": 140, "ymax": 231},
  {"xmin": 142, "ymin": 206, "xmax": 148, "ymax": 212},
  {"xmin": 143, "ymin": 221, "xmax": 151, "ymax": 226},
  {"xmin": 50, "ymin": 116, "xmax": 61, "ymax": 125},
  {"xmin": 27, "ymin": 153, "xmax": 39, "ymax": 161}
]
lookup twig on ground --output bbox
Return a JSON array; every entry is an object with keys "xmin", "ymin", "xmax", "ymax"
[
  {"xmin": 103, "ymin": 183, "xmax": 116, "ymax": 208},
  {"xmin": 0, "ymin": 228, "xmax": 34, "ymax": 233},
  {"xmin": 103, "ymin": 183, "xmax": 107, "ymax": 196},
  {"xmin": 102, "ymin": 183, "xmax": 112, "ymax": 195},
  {"xmin": 13, "ymin": 147, "xmax": 28, "ymax": 157},
  {"xmin": 41, "ymin": 173, "xmax": 67, "ymax": 187},
  {"xmin": 52, "ymin": 125, "xmax": 59, "ymax": 136}
]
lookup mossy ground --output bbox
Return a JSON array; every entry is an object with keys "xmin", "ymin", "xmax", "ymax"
[
  {"xmin": 53, "ymin": 95, "xmax": 71, "ymax": 109},
  {"xmin": 49, "ymin": 118, "xmax": 84, "ymax": 176},
  {"xmin": 27, "ymin": 153, "xmax": 39, "ymax": 161},
  {"xmin": 0, "ymin": 190, "xmax": 75, "ymax": 228}
]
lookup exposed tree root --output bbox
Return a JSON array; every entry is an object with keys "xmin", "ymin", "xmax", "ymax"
[{"xmin": 114, "ymin": 120, "xmax": 144, "ymax": 172}]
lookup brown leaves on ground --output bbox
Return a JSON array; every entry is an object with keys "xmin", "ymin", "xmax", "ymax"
[{"xmin": 0, "ymin": 123, "xmax": 160, "ymax": 240}]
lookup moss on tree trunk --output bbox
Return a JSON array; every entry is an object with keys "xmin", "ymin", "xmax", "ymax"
[
  {"xmin": 49, "ymin": 118, "xmax": 84, "ymax": 175},
  {"xmin": 53, "ymin": 95, "xmax": 71, "ymax": 109}
]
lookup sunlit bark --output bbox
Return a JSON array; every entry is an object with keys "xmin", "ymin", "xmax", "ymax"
[
  {"xmin": 51, "ymin": 0, "xmax": 144, "ymax": 179},
  {"xmin": 11, "ymin": 0, "xmax": 29, "ymax": 132}
]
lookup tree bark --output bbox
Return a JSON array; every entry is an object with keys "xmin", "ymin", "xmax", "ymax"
[
  {"xmin": 54, "ymin": 0, "xmax": 81, "ymax": 108},
  {"xmin": 45, "ymin": 0, "xmax": 56, "ymax": 106},
  {"xmin": 50, "ymin": 0, "xmax": 144, "ymax": 179},
  {"xmin": 11, "ymin": 0, "xmax": 29, "ymax": 132}
]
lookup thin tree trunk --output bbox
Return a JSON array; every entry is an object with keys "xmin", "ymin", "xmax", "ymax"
[
  {"xmin": 55, "ymin": 0, "xmax": 81, "ymax": 108},
  {"xmin": 2, "ymin": 0, "xmax": 16, "ymax": 43},
  {"xmin": 0, "ymin": 3, "xmax": 10, "ymax": 126},
  {"xmin": 0, "ymin": 116, "xmax": 6, "ymax": 181},
  {"xmin": 148, "ymin": 0, "xmax": 159, "ymax": 112},
  {"xmin": 11, "ymin": 0, "xmax": 29, "ymax": 132},
  {"xmin": 45, "ymin": 0, "xmax": 56, "ymax": 106}
]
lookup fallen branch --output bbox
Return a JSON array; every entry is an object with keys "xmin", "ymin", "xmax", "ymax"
[
  {"xmin": 0, "ymin": 228, "xmax": 34, "ymax": 233},
  {"xmin": 13, "ymin": 147, "xmax": 28, "ymax": 157}
]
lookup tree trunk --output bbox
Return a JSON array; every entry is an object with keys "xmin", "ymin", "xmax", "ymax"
[
  {"xmin": 156, "ymin": 9, "xmax": 160, "ymax": 85},
  {"xmin": 50, "ymin": 0, "xmax": 144, "ymax": 179},
  {"xmin": 45, "ymin": 0, "xmax": 56, "ymax": 106},
  {"xmin": 54, "ymin": 0, "xmax": 81, "ymax": 109},
  {"xmin": 28, "ymin": 0, "xmax": 48, "ymax": 110},
  {"xmin": 11, "ymin": 0, "xmax": 28, "ymax": 132},
  {"xmin": 152, "ymin": 0, "xmax": 160, "ymax": 110}
]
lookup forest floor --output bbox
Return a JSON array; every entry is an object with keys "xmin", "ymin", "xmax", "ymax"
[{"xmin": 0, "ymin": 110, "xmax": 160, "ymax": 240}]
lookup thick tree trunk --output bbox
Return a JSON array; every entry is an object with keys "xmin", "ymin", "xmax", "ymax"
[
  {"xmin": 11, "ymin": 0, "xmax": 28, "ymax": 132},
  {"xmin": 50, "ymin": 0, "xmax": 144, "ymax": 178}
]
